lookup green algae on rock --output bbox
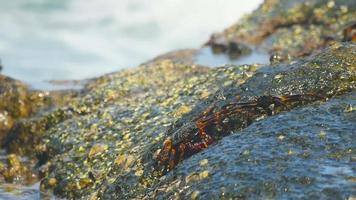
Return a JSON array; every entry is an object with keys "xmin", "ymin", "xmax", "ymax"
[
  {"xmin": 149, "ymin": 91, "xmax": 356, "ymax": 199},
  {"xmin": 0, "ymin": 1, "xmax": 355, "ymax": 199},
  {"xmin": 0, "ymin": 153, "xmax": 37, "ymax": 185},
  {"xmin": 1, "ymin": 35, "xmax": 354, "ymax": 200},
  {"xmin": 5, "ymin": 59, "xmax": 258, "ymax": 198},
  {"xmin": 6, "ymin": 42, "xmax": 350, "ymax": 199},
  {"xmin": 0, "ymin": 74, "xmax": 81, "ymax": 191},
  {"xmin": 206, "ymin": 0, "xmax": 356, "ymax": 58},
  {"xmin": 0, "ymin": 75, "xmax": 49, "ymax": 143},
  {"xmin": 97, "ymin": 42, "xmax": 355, "ymax": 199},
  {"xmin": 0, "ymin": 73, "xmax": 79, "ymax": 148}
]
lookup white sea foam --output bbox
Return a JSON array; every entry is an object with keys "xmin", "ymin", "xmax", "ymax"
[{"xmin": 0, "ymin": 0, "xmax": 262, "ymax": 83}]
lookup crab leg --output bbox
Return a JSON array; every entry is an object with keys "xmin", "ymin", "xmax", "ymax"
[{"xmin": 156, "ymin": 93, "xmax": 324, "ymax": 171}]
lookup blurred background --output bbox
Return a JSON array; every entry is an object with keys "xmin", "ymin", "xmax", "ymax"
[{"xmin": 0, "ymin": 0, "xmax": 262, "ymax": 85}]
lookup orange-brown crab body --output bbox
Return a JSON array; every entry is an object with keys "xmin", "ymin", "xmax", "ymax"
[
  {"xmin": 343, "ymin": 22, "xmax": 356, "ymax": 43},
  {"xmin": 156, "ymin": 94, "xmax": 323, "ymax": 171}
]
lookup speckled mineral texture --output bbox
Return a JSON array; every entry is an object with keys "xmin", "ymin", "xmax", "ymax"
[
  {"xmin": 0, "ymin": 75, "xmax": 79, "ymax": 185},
  {"xmin": 206, "ymin": 0, "xmax": 356, "ymax": 59},
  {"xmin": 0, "ymin": 75, "xmax": 50, "ymax": 143},
  {"xmin": 98, "ymin": 42, "xmax": 355, "ymax": 200},
  {"xmin": 149, "ymin": 91, "xmax": 356, "ymax": 200},
  {"xmin": 43, "ymin": 63, "xmax": 260, "ymax": 199},
  {"xmin": 6, "ymin": 60, "xmax": 256, "ymax": 198},
  {"xmin": 3, "ymin": 42, "xmax": 353, "ymax": 199},
  {"xmin": 0, "ymin": 153, "xmax": 37, "ymax": 185}
]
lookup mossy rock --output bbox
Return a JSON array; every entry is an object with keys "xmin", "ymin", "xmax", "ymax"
[
  {"xmin": 0, "ymin": 1, "xmax": 355, "ymax": 199},
  {"xmin": 207, "ymin": 0, "xmax": 356, "ymax": 57},
  {"xmin": 4, "ymin": 42, "xmax": 350, "ymax": 199}
]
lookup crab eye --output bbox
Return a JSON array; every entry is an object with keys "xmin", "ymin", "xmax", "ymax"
[{"xmin": 268, "ymin": 104, "xmax": 275, "ymax": 110}]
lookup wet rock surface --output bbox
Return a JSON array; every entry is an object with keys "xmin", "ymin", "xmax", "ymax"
[
  {"xmin": 0, "ymin": 0, "xmax": 355, "ymax": 199},
  {"xmin": 17, "ymin": 61, "xmax": 257, "ymax": 199},
  {"xmin": 143, "ymin": 49, "xmax": 199, "ymax": 66},
  {"xmin": 149, "ymin": 91, "xmax": 356, "ymax": 199},
  {"xmin": 0, "ymin": 74, "xmax": 79, "ymax": 194},
  {"xmin": 1, "ymin": 43, "xmax": 352, "ymax": 199},
  {"xmin": 98, "ymin": 43, "xmax": 355, "ymax": 200},
  {"xmin": 206, "ymin": 0, "xmax": 356, "ymax": 59},
  {"xmin": 0, "ymin": 153, "xmax": 37, "ymax": 185},
  {"xmin": 0, "ymin": 75, "xmax": 79, "ymax": 154},
  {"xmin": 0, "ymin": 75, "xmax": 46, "ymax": 143}
]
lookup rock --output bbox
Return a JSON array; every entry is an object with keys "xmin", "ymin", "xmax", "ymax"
[
  {"xmin": 206, "ymin": 0, "xmax": 356, "ymax": 58},
  {"xmin": 0, "ymin": 74, "xmax": 77, "ymax": 150},
  {"xmin": 6, "ymin": 58, "xmax": 258, "ymax": 198},
  {"xmin": 97, "ymin": 42, "xmax": 355, "ymax": 199},
  {"xmin": 0, "ymin": 75, "xmax": 35, "ymax": 142},
  {"xmin": 3, "ymin": 42, "xmax": 353, "ymax": 199},
  {"xmin": 204, "ymin": 36, "xmax": 252, "ymax": 59},
  {"xmin": 0, "ymin": 1, "xmax": 355, "ymax": 199},
  {"xmin": 143, "ymin": 49, "xmax": 199, "ymax": 66},
  {"xmin": 0, "ymin": 154, "xmax": 37, "ymax": 185},
  {"xmin": 149, "ymin": 91, "xmax": 356, "ymax": 199}
]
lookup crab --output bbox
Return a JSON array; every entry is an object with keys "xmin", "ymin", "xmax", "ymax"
[
  {"xmin": 343, "ymin": 22, "xmax": 356, "ymax": 43},
  {"xmin": 155, "ymin": 93, "xmax": 323, "ymax": 171}
]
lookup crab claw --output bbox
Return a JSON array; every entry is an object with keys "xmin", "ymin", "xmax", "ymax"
[
  {"xmin": 178, "ymin": 143, "xmax": 186, "ymax": 162},
  {"xmin": 168, "ymin": 148, "xmax": 177, "ymax": 170},
  {"xmin": 156, "ymin": 137, "xmax": 173, "ymax": 166},
  {"xmin": 279, "ymin": 93, "xmax": 324, "ymax": 104}
]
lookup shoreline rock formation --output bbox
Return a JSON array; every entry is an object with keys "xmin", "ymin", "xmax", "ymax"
[{"xmin": 0, "ymin": 0, "xmax": 355, "ymax": 199}]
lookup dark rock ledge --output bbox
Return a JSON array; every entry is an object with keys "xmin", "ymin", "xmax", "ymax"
[{"xmin": 0, "ymin": 0, "xmax": 355, "ymax": 199}]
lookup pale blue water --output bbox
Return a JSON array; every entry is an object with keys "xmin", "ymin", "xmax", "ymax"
[
  {"xmin": 195, "ymin": 47, "xmax": 270, "ymax": 67},
  {"xmin": 0, "ymin": 0, "xmax": 263, "ymax": 90}
]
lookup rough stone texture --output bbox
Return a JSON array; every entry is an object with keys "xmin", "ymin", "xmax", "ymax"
[
  {"xmin": 206, "ymin": 0, "xmax": 356, "ymax": 58},
  {"xmin": 97, "ymin": 42, "xmax": 355, "ymax": 200},
  {"xmin": 0, "ymin": 75, "xmax": 43, "ymax": 143},
  {"xmin": 149, "ymin": 91, "xmax": 356, "ymax": 199},
  {"xmin": 0, "ymin": 0, "xmax": 355, "ymax": 199},
  {"xmin": 2, "ymin": 43, "xmax": 352, "ymax": 199},
  {"xmin": 0, "ymin": 75, "xmax": 78, "ymax": 186},
  {"xmin": 4, "ymin": 59, "xmax": 260, "ymax": 199},
  {"xmin": 0, "ymin": 153, "xmax": 38, "ymax": 185}
]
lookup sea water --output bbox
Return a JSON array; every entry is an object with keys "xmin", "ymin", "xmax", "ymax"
[{"xmin": 0, "ymin": 0, "xmax": 262, "ymax": 90}]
